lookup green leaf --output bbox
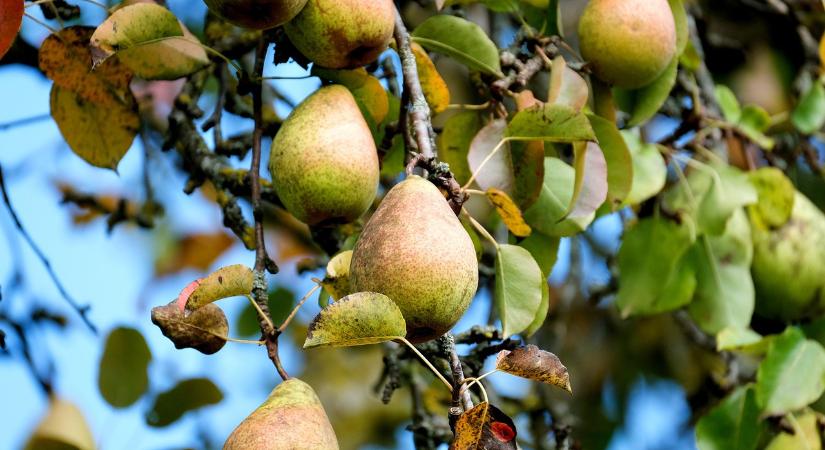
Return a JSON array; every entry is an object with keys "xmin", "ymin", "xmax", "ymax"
[
  {"xmin": 90, "ymin": 3, "xmax": 209, "ymax": 80},
  {"xmin": 518, "ymin": 232, "xmax": 560, "ymax": 275},
  {"xmin": 792, "ymin": 81, "xmax": 825, "ymax": 134},
  {"xmin": 548, "ymin": 56, "xmax": 588, "ymax": 111},
  {"xmin": 756, "ymin": 327, "xmax": 825, "ymax": 417},
  {"xmin": 616, "ymin": 216, "xmax": 696, "ymax": 316},
  {"xmin": 467, "ymin": 118, "xmax": 515, "ymax": 194},
  {"xmin": 738, "ymin": 105, "xmax": 775, "ymax": 150},
  {"xmin": 495, "ymin": 244, "xmax": 544, "ymax": 338},
  {"xmin": 411, "ymin": 15, "xmax": 503, "ymax": 77},
  {"xmin": 716, "ymin": 327, "xmax": 767, "ymax": 353},
  {"xmin": 319, "ymin": 250, "xmax": 353, "ymax": 302},
  {"xmin": 622, "ymin": 132, "xmax": 667, "ymax": 205},
  {"xmin": 304, "ymin": 292, "xmax": 406, "ymax": 348},
  {"xmin": 748, "ymin": 167, "xmax": 796, "ymax": 228},
  {"xmin": 524, "ymin": 278, "xmax": 550, "ymax": 337},
  {"xmin": 523, "ymin": 158, "xmax": 595, "ymax": 236},
  {"xmin": 145, "ymin": 378, "xmax": 223, "ymax": 427},
  {"xmin": 507, "ymin": 103, "xmax": 596, "ymax": 143},
  {"xmin": 544, "ymin": 0, "xmax": 562, "ymax": 37},
  {"xmin": 695, "ymin": 385, "xmax": 763, "ymax": 450},
  {"xmin": 668, "ymin": 0, "xmax": 688, "ymax": 55},
  {"xmin": 99, "ymin": 327, "xmax": 151, "ymax": 408},
  {"xmin": 495, "ymin": 345, "xmax": 571, "ymax": 392},
  {"xmin": 564, "ymin": 141, "xmax": 608, "ymax": 221},
  {"xmin": 716, "ymin": 85, "xmax": 742, "ymax": 123},
  {"xmin": 588, "ymin": 114, "xmax": 633, "ymax": 207},
  {"xmin": 765, "ymin": 410, "xmax": 822, "ymax": 450},
  {"xmin": 618, "ymin": 58, "xmax": 679, "ymax": 126},
  {"xmin": 439, "ymin": 111, "xmax": 482, "ymax": 185},
  {"xmin": 179, "ymin": 264, "xmax": 254, "ymax": 311}
]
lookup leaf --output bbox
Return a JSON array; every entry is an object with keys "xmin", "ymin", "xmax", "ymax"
[
  {"xmin": 588, "ymin": 114, "xmax": 633, "ymax": 207},
  {"xmin": 715, "ymin": 85, "xmax": 742, "ymax": 123},
  {"xmin": 151, "ymin": 301, "xmax": 228, "ymax": 355},
  {"xmin": 23, "ymin": 398, "xmax": 95, "ymax": 450},
  {"xmin": 524, "ymin": 158, "xmax": 595, "ymax": 237},
  {"xmin": 50, "ymin": 85, "xmax": 140, "ymax": 170},
  {"xmin": 668, "ymin": 0, "xmax": 689, "ymax": 55},
  {"xmin": 312, "ymin": 67, "xmax": 390, "ymax": 124},
  {"xmin": 756, "ymin": 327, "xmax": 825, "ymax": 417},
  {"xmin": 154, "ymin": 231, "xmax": 236, "ymax": 276},
  {"xmin": 518, "ymin": 232, "xmax": 560, "ymax": 275},
  {"xmin": 319, "ymin": 250, "xmax": 353, "ymax": 301},
  {"xmin": 304, "ymin": 292, "xmax": 406, "ymax": 348},
  {"xmin": 564, "ymin": 141, "xmax": 608, "ymax": 221},
  {"xmin": 509, "ymin": 92, "xmax": 546, "ymax": 209},
  {"xmin": 145, "ymin": 378, "xmax": 223, "ymax": 427},
  {"xmin": 0, "ymin": 0, "xmax": 23, "ymax": 61},
  {"xmin": 495, "ymin": 345, "xmax": 571, "ymax": 393},
  {"xmin": 695, "ymin": 385, "xmax": 763, "ymax": 450},
  {"xmin": 622, "ymin": 132, "xmax": 667, "ymax": 205},
  {"xmin": 467, "ymin": 119, "xmax": 515, "ymax": 193},
  {"xmin": 547, "ymin": 56, "xmax": 588, "ymax": 112},
  {"xmin": 792, "ymin": 81, "xmax": 825, "ymax": 134},
  {"xmin": 524, "ymin": 279, "xmax": 550, "ymax": 337},
  {"xmin": 738, "ymin": 105, "xmax": 775, "ymax": 150},
  {"xmin": 716, "ymin": 327, "xmax": 767, "ymax": 353},
  {"xmin": 411, "ymin": 43, "xmax": 451, "ymax": 115},
  {"xmin": 765, "ymin": 410, "xmax": 822, "ymax": 450},
  {"xmin": 451, "ymin": 402, "xmax": 517, "ymax": 450},
  {"xmin": 748, "ymin": 167, "xmax": 796, "ymax": 228},
  {"xmin": 179, "ymin": 264, "xmax": 254, "ymax": 311},
  {"xmin": 619, "ymin": 58, "xmax": 679, "ymax": 126},
  {"xmin": 412, "ymin": 15, "xmax": 503, "ymax": 77},
  {"xmin": 616, "ymin": 216, "xmax": 696, "ymax": 316},
  {"xmin": 91, "ymin": 3, "xmax": 209, "ymax": 80},
  {"xmin": 495, "ymin": 244, "xmax": 544, "ymax": 338},
  {"xmin": 440, "ymin": 112, "xmax": 482, "ymax": 185},
  {"xmin": 486, "ymin": 188, "xmax": 531, "ymax": 237},
  {"xmin": 506, "ymin": 103, "xmax": 596, "ymax": 143},
  {"xmin": 99, "ymin": 327, "xmax": 151, "ymax": 408}
]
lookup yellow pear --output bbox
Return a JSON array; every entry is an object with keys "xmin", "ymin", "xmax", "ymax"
[
  {"xmin": 350, "ymin": 176, "xmax": 479, "ymax": 342},
  {"xmin": 268, "ymin": 85, "xmax": 379, "ymax": 226},
  {"xmin": 223, "ymin": 378, "xmax": 338, "ymax": 449},
  {"xmin": 25, "ymin": 397, "xmax": 95, "ymax": 450},
  {"xmin": 202, "ymin": 0, "xmax": 308, "ymax": 30}
]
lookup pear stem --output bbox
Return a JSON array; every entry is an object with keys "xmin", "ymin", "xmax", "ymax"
[
  {"xmin": 462, "ymin": 137, "xmax": 511, "ymax": 190},
  {"xmin": 278, "ymin": 283, "xmax": 322, "ymax": 333},
  {"xmin": 398, "ymin": 338, "xmax": 453, "ymax": 391},
  {"xmin": 459, "ymin": 376, "xmax": 491, "ymax": 405},
  {"xmin": 463, "ymin": 210, "xmax": 500, "ymax": 250}
]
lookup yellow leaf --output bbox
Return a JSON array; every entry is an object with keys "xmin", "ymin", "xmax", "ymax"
[
  {"xmin": 820, "ymin": 32, "xmax": 825, "ymax": 72},
  {"xmin": 411, "ymin": 43, "xmax": 451, "ymax": 115},
  {"xmin": 181, "ymin": 264, "xmax": 254, "ymax": 311},
  {"xmin": 154, "ymin": 231, "xmax": 236, "ymax": 276},
  {"xmin": 486, "ymin": 188, "xmax": 532, "ymax": 237},
  {"xmin": 320, "ymin": 250, "xmax": 353, "ymax": 301},
  {"xmin": 312, "ymin": 67, "xmax": 389, "ymax": 123}
]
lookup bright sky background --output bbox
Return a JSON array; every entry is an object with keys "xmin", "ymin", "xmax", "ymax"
[{"xmin": 0, "ymin": 2, "xmax": 696, "ymax": 449}]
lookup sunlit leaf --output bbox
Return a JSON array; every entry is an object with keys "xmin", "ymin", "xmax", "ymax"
[
  {"xmin": 506, "ymin": 103, "xmax": 595, "ymax": 143},
  {"xmin": 320, "ymin": 250, "xmax": 353, "ymax": 302},
  {"xmin": 792, "ymin": 81, "xmax": 825, "ymax": 134},
  {"xmin": 146, "ymin": 378, "xmax": 223, "ymax": 427},
  {"xmin": 748, "ymin": 167, "xmax": 796, "ymax": 228},
  {"xmin": 0, "ymin": 0, "xmax": 23, "ymax": 61},
  {"xmin": 765, "ymin": 410, "xmax": 822, "ymax": 450},
  {"xmin": 24, "ymin": 398, "xmax": 95, "ymax": 450},
  {"xmin": 486, "ymin": 188, "xmax": 531, "ymax": 237},
  {"xmin": 411, "ymin": 43, "xmax": 451, "ymax": 115},
  {"xmin": 312, "ymin": 67, "xmax": 390, "ymax": 124},
  {"xmin": 99, "ymin": 327, "xmax": 151, "ymax": 408},
  {"xmin": 495, "ymin": 345, "xmax": 571, "ymax": 393},
  {"xmin": 695, "ymin": 385, "xmax": 762, "ymax": 450},
  {"xmin": 495, "ymin": 244, "xmax": 544, "ymax": 338},
  {"xmin": 547, "ymin": 56, "xmax": 588, "ymax": 112},
  {"xmin": 588, "ymin": 114, "xmax": 633, "ymax": 207},
  {"xmin": 715, "ymin": 85, "xmax": 742, "ymax": 123},
  {"xmin": 756, "ymin": 327, "xmax": 825, "ymax": 417},
  {"xmin": 716, "ymin": 327, "xmax": 766, "ymax": 352},
  {"xmin": 179, "ymin": 264, "xmax": 254, "ymax": 311},
  {"xmin": 451, "ymin": 402, "xmax": 517, "ymax": 450},
  {"xmin": 412, "ymin": 15, "xmax": 503, "ymax": 77},
  {"xmin": 151, "ymin": 301, "xmax": 228, "ymax": 355},
  {"xmin": 622, "ymin": 132, "xmax": 666, "ymax": 205},
  {"xmin": 523, "ymin": 158, "xmax": 595, "ymax": 236},
  {"xmin": 304, "ymin": 292, "xmax": 406, "ymax": 348}
]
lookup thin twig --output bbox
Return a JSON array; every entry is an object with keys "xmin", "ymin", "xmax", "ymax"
[
  {"xmin": 278, "ymin": 283, "xmax": 321, "ymax": 332},
  {"xmin": 0, "ymin": 165, "xmax": 96, "ymax": 333},
  {"xmin": 0, "ymin": 113, "xmax": 52, "ymax": 131},
  {"xmin": 443, "ymin": 334, "xmax": 474, "ymax": 411}
]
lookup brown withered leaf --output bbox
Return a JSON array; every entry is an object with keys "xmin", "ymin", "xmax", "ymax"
[
  {"xmin": 495, "ymin": 345, "xmax": 572, "ymax": 393},
  {"xmin": 151, "ymin": 301, "xmax": 228, "ymax": 354},
  {"xmin": 451, "ymin": 402, "xmax": 517, "ymax": 450},
  {"xmin": 154, "ymin": 231, "xmax": 235, "ymax": 276},
  {"xmin": 486, "ymin": 188, "xmax": 531, "ymax": 237}
]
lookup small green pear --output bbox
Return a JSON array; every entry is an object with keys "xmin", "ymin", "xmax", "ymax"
[
  {"xmin": 284, "ymin": 0, "xmax": 395, "ymax": 69},
  {"xmin": 224, "ymin": 378, "xmax": 339, "ymax": 450},
  {"xmin": 578, "ymin": 0, "xmax": 677, "ymax": 89},
  {"xmin": 350, "ymin": 176, "xmax": 479, "ymax": 342},
  {"xmin": 269, "ymin": 85, "xmax": 379, "ymax": 226},
  {"xmin": 752, "ymin": 191, "xmax": 825, "ymax": 321},
  {"xmin": 202, "ymin": 0, "xmax": 308, "ymax": 30},
  {"xmin": 25, "ymin": 397, "xmax": 95, "ymax": 450}
]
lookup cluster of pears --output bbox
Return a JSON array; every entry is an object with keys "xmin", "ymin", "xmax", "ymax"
[
  {"xmin": 578, "ymin": 0, "xmax": 677, "ymax": 89},
  {"xmin": 202, "ymin": 0, "xmax": 395, "ymax": 69}
]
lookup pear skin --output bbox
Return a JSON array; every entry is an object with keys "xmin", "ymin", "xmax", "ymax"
[
  {"xmin": 752, "ymin": 191, "xmax": 825, "ymax": 321},
  {"xmin": 284, "ymin": 0, "xmax": 395, "ymax": 69},
  {"xmin": 578, "ymin": 0, "xmax": 676, "ymax": 89},
  {"xmin": 203, "ymin": 0, "xmax": 308, "ymax": 30},
  {"xmin": 269, "ymin": 85, "xmax": 379, "ymax": 226},
  {"xmin": 25, "ymin": 397, "xmax": 95, "ymax": 450},
  {"xmin": 350, "ymin": 176, "xmax": 479, "ymax": 342},
  {"xmin": 223, "ymin": 378, "xmax": 339, "ymax": 450}
]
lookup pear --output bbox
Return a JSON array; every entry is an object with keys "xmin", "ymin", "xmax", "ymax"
[
  {"xmin": 269, "ymin": 85, "xmax": 379, "ymax": 226},
  {"xmin": 283, "ymin": 0, "xmax": 395, "ymax": 69},
  {"xmin": 223, "ymin": 378, "xmax": 339, "ymax": 450},
  {"xmin": 25, "ymin": 397, "xmax": 95, "ymax": 450},
  {"xmin": 578, "ymin": 0, "xmax": 677, "ymax": 89},
  {"xmin": 350, "ymin": 176, "xmax": 479, "ymax": 342},
  {"xmin": 752, "ymin": 191, "xmax": 825, "ymax": 321},
  {"xmin": 202, "ymin": 0, "xmax": 308, "ymax": 30}
]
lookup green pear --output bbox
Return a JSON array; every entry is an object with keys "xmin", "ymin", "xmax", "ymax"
[
  {"xmin": 350, "ymin": 176, "xmax": 479, "ymax": 342},
  {"xmin": 25, "ymin": 397, "xmax": 95, "ymax": 450},
  {"xmin": 202, "ymin": 0, "xmax": 308, "ymax": 30},
  {"xmin": 223, "ymin": 378, "xmax": 339, "ymax": 449},
  {"xmin": 284, "ymin": 0, "xmax": 395, "ymax": 69},
  {"xmin": 752, "ymin": 191, "xmax": 825, "ymax": 321},
  {"xmin": 269, "ymin": 85, "xmax": 379, "ymax": 226},
  {"xmin": 578, "ymin": 0, "xmax": 677, "ymax": 89}
]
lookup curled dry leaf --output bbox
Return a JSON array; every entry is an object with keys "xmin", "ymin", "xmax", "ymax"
[
  {"xmin": 495, "ymin": 344, "xmax": 572, "ymax": 393},
  {"xmin": 0, "ymin": 0, "xmax": 23, "ymax": 61},
  {"xmin": 304, "ymin": 292, "xmax": 406, "ymax": 348},
  {"xmin": 177, "ymin": 264, "xmax": 254, "ymax": 311},
  {"xmin": 151, "ymin": 301, "xmax": 229, "ymax": 355},
  {"xmin": 486, "ymin": 188, "xmax": 531, "ymax": 237},
  {"xmin": 320, "ymin": 250, "xmax": 352, "ymax": 301},
  {"xmin": 451, "ymin": 402, "xmax": 517, "ymax": 450}
]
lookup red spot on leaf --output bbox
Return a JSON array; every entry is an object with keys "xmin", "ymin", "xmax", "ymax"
[
  {"xmin": 491, "ymin": 421, "xmax": 515, "ymax": 442},
  {"xmin": 177, "ymin": 278, "xmax": 202, "ymax": 312}
]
